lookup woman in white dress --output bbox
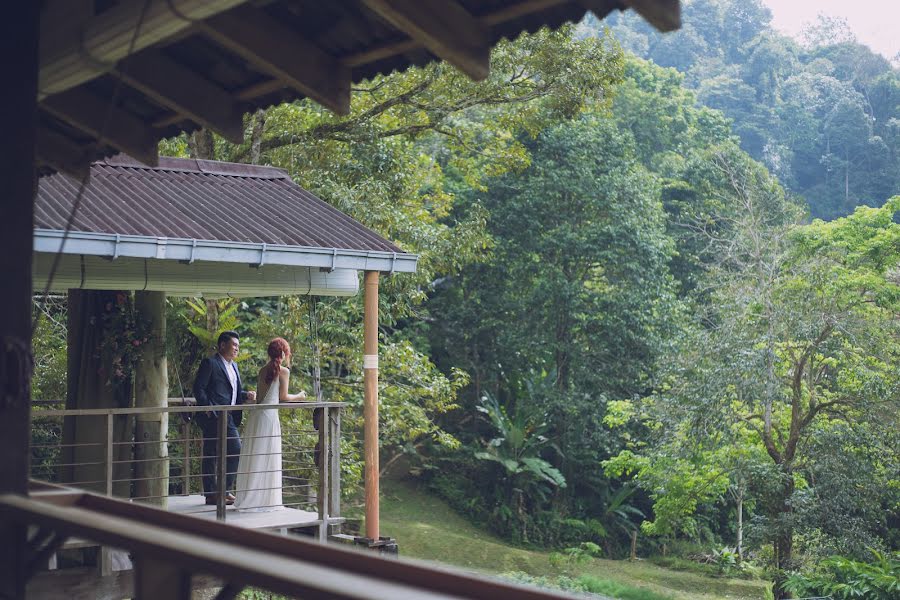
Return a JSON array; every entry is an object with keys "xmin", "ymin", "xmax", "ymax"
[{"xmin": 234, "ymin": 338, "xmax": 306, "ymax": 512}]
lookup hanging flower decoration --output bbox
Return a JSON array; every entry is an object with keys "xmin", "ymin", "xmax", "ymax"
[{"xmin": 96, "ymin": 292, "xmax": 154, "ymax": 387}]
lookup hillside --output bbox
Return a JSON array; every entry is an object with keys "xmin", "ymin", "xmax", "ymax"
[{"xmin": 373, "ymin": 480, "xmax": 769, "ymax": 600}]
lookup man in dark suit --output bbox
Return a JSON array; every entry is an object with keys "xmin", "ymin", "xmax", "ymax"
[{"xmin": 193, "ymin": 330, "xmax": 256, "ymax": 505}]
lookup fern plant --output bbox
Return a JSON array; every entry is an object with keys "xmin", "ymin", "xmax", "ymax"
[{"xmin": 783, "ymin": 549, "xmax": 899, "ymax": 600}]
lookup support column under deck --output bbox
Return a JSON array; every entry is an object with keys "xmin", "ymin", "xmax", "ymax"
[{"xmin": 134, "ymin": 291, "xmax": 169, "ymax": 507}]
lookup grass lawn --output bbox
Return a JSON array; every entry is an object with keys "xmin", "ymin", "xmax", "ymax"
[{"xmin": 373, "ymin": 479, "xmax": 769, "ymax": 600}]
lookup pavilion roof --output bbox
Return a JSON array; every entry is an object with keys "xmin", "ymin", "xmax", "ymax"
[{"xmin": 34, "ymin": 155, "xmax": 417, "ymax": 275}]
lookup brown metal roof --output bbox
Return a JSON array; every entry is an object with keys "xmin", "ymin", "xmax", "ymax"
[
  {"xmin": 36, "ymin": 155, "xmax": 403, "ymax": 254},
  {"xmin": 36, "ymin": 0, "xmax": 681, "ymax": 178}
]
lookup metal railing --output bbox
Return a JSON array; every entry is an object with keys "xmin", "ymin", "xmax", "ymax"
[{"xmin": 30, "ymin": 399, "xmax": 343, "ymax": 538}]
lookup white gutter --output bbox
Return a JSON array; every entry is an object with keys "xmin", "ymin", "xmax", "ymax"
[{"xmin": 33, "ymin": 229, "xmax": 419, "ymax": 274}]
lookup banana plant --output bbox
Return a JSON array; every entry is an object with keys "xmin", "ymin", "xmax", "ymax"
[{"xmin": 474, "ymin": 392, "xmax": 566, "ymax": 493}]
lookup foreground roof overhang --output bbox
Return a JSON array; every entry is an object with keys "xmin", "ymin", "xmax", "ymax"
[{"xmin": 36, "ymin": 0, "xmax": 681, "ymax": 179}]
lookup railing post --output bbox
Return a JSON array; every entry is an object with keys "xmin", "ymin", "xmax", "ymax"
[
  {"xmin": 106, "ymin": 413, "xmax": 113, "ymax": 497},
  {"xmin": 216, "ymin": 411, "xmax": 226, "ymax": 521},
  {"xmin": 317, "ymin": 406, "xmax": 329, "ymax": 542},
  {"xmin": 328, "ymin": 407, "xmax": 341, "ymax": 534},
  {"xmin": 182, "ymin": 419, "xmax": 190, "ymax": 495}
]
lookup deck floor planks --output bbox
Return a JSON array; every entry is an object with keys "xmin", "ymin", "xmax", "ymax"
[{"xmin": 166, "ymin": 495, "xmax": 321, "ymax": 530}]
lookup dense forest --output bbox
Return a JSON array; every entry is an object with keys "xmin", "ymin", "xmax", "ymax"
[
  {"xmin": 32, "ymin": 2, "xmax": 899, "ymax": 599},
  {"xmin": 600, "ymin": 0, "xmax": 900, "ymax": 220}
]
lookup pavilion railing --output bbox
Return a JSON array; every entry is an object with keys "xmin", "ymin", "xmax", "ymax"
[{"xmin": 29, "ymin": 400, "xmax": 343, "ymax": 537}]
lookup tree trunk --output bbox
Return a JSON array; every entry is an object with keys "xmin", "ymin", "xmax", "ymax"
[
  {"xmin": 249, "ymin": 109, "xmax": 267, "ymax": 165},
  {"xmin": 133, "ymin": 291, "xmax": 169, "ymax": 507},
  {"xmin": 205, "ymin": 299, "xmax": 219, "ymax": 353},
  {"xmin": 630, "ymin": 530, "xmax": 637, "ymax": 561},
  {"xmin": 771, "ymin": 474, "xmax": 796, "ymax": 600},
  {"xmin": 844, "ymin": 148, "xmax": 849, "ymax": 206},
  {"xmin": 736, "ymin": 488, "xmax": 743, "ymax": 564},
  {"xmin": 188, "ymin": 128, "xmax": 215, "ymax": 161},
  {"xmin": 63, "ymin": 290, "xmax": 134, "ymax": 497}
]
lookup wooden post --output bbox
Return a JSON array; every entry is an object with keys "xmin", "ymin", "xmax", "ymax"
[
  {"xmin": 134, "ymin": 291, "xmax": 169, "ymax": 507},
  {"xmin": 363, "ymin": 271, "xmax": 379, "ymax": 540},
  {"xmin": 0, "ymin": 4, "xmax": 38, "ymax": 597}
]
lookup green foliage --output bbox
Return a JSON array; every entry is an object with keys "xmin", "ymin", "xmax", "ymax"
[
  {"xmin": 602, "ymin": 0, "xmax": 900, "ymax": 220},
  {"xmin": 429, "ymin": 110, "xmax": 680, "ymax": 539},
  {"xmin": 784, "ymin": 550, "xmax": 900, "ymax": 600},
  {"xmin": 474, "ymin": 392, "xmax": 565, "ymax": 489},
  {"xmin": 549, "ymin": 541, "xmax": 603, "ymax": 569},
  {"xmin": 576, "ymin": 575, "xmax": 678, "ymax": 600},
  {"xmin": 32, "ymin": 295, "xmax": 68, "ymax": 401},
  {"xmin": 182, "ymin": 297, "xmax": 243, "ymax": 357},
  {"xmin": 503, "ymin": 571, "xmax": 680, "ymax": 600}
]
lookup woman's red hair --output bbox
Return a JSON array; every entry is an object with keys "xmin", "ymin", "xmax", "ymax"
[{"xmin": 265, "ymin": 338, "xmax": 292, "ymax": 384}]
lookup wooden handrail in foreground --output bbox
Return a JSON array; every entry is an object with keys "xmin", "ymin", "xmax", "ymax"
[{"xmin": 5, "ymin": 485, "xmax": 581, "ymax": 600}]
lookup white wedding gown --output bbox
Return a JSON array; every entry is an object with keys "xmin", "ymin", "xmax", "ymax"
[{"xmin": 235, "ymin": 378, "xmax": 284, "ymax": 512}]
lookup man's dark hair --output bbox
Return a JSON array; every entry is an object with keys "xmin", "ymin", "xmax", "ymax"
[{"xmin": 217, "ymin": 330, "xmax": 239, "ymax": 347}]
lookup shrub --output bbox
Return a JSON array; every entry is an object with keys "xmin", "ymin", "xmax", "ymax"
[
  {"xmin": 783, "ymin": 550, "xmax": 899, "ymax": 600},
  {"xmin": 576, "ymin": 575, "xmax": 677, "ymax": 600}
]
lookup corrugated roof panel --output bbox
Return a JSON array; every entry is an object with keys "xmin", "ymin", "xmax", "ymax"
[{"xmin": 36, "ymin": 156, "xmax": 404, "ymax": 255}]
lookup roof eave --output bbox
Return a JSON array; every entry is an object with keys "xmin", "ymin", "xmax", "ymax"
[{"xmin": 33, "ymin": 229, "xmax": 419, "ymax": 274}]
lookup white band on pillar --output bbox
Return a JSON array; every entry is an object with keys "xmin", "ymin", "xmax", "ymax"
[{"xmin": 363, "ymin": 354, "xmax": 379, "ymax": 370}]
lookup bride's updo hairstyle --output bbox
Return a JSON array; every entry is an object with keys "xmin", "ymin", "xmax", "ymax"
[{"xmin": 265, "ymin": 338, "xmax": 292, "ymax": 384}]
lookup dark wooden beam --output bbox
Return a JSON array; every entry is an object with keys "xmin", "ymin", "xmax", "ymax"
[
  {"xmin": 118, "ymin": 49, "xmax": 245, "ymax": 144},
  {"xmin": 0, "ymin": 4, "xmax": 39, "ymax": 599},
  {"xmin": 360, "ymin": 0, "xmax": 490, "ymax": 81},
  {"xmin": 41, "ymin": 89, "xmax": 159, "ymax": 167},
  {"xmin": 584, "ymin": 0, "xmax": 680, "ymax": 32},
  {"xmin": 624, "ymin": 0, "xmax": 681, "ymax": 32},
  {"xmin": 342, "ymin": 0, "xmax": 568, "ymax": 69},
  {"xmin": 36, "ymin": 127, "xmax": 91, "ymax": 181},
  {"xmin": 198, "ymin": 6, "xmax": 350, "ymax": 115}
]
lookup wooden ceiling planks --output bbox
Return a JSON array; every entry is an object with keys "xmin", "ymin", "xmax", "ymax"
[
  {"xmin": 40, "ymin": 87, "xmax": 160, "ymax": 168},
  {"xmin": 359, "ymin": 0, "xmax": 491, "ymax": 81},
  {"xmin": 116, "ymin": 49, "xmax": 246, "ymax": 144},
  {"xmin": 197, "ymin": 5, "xmax": 352, "ymax": 116}
]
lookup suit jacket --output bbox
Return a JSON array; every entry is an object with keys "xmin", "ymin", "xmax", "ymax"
[{"xmin": 192, "ymin": 354, "xmax": 247, "ymax": 428}]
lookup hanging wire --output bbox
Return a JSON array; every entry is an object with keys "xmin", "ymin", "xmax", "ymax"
[{"xmin": 31, "ymin": 0, "xmax": 153, "ymax": 333}]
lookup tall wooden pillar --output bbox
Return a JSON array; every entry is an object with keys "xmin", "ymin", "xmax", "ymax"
[
  {"xmin": 134, "ymin": 291, "xmax": 169, "ymax": 507},
  {"xmin": 64, "ymin": 290, "xmax": 135, "ymax": 497},
  {"xmin": 0, "ymin": 3, "xmax": 39, "ymax": 597},
  {"xmin": 363, "ymin": 271, "xmax": 380, "ymax": 540}
]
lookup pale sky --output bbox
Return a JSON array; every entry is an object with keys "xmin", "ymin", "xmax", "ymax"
[{"xmin": 760, "ymin": 0, "xmax": 900, "ymax": 61}]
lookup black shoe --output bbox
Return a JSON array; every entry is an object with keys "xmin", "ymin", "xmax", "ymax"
[{"xmin": 205, "ymin": 494, "xmax": 235, "ymax": 506}]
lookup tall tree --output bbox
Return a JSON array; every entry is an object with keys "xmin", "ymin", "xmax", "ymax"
[{"xmin": 606, "ymin": 187, "xmax": 899, "ymax": 598}]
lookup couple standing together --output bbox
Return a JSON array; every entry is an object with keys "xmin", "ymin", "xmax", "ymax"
[{"xmin": 193, "ymin": 331, "xmax": 307, "ymax": 512}]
